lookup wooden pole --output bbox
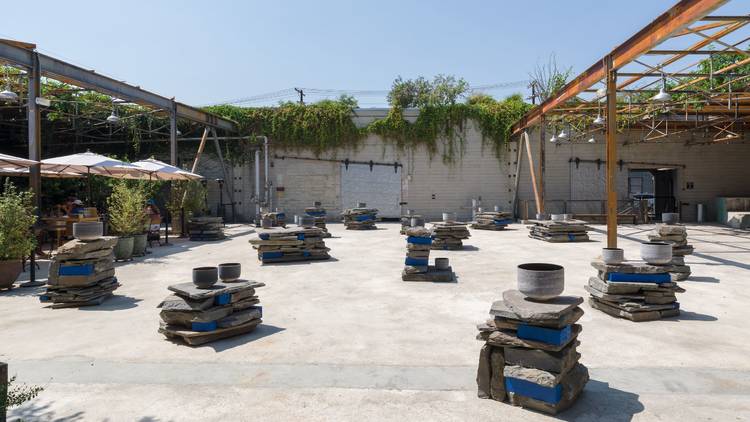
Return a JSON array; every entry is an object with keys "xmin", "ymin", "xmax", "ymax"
[
  {"xmin": 539, "ymin": 115, "xmax": 546, "ymax": 213},
  {"xmin": 522, "ymin": 131, "xmax": 542, "ymax": 215},
  {"xmin": 191, "ymin": 127, "xmax": 210, "ymax": 174},
  {"xmin": 605, "ymin": 56, "xmax": 618, "ymax": 248},
  {"xmin": 511, "ymin": 136, "xmax": 524, "ymax": 218}
]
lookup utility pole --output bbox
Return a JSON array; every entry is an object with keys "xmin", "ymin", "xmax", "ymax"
[{"xmin": 294, "ymin": 88, "xmax": 305, "ymax": 105}]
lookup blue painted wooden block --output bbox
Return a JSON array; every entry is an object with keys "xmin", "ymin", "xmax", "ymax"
[
  {"xmin": 58, "ymin": 263, "xmax": 95, "ymax": 276},
  {"xmin": 259, "ymin": 233, "xmax": 270, "ymax": 240},
  {"xmin": 608, "ymin": 272, "xmax": 671, "ymax": 283},
  {"xmin": 405, "ymin": 257, "xmax": 429, "ymax": 266},
  {"xmin": 261, "ymin": 251, "xmax": 283, "ymax": 260},
  {"xmin": 297, "ymin": 233, "xmax": 305, "ymax": 240},
  {"xmin": 39, "ymin": 295, "xmax": 50, "ymax": 302},
  {"xmin": 214, "ymin": 293, "xmax": 231, "ymax": 306},
  {"xmin": 303, "ymin": 251, "xmax": 311, "ymax": 257},
  {"xmin": 305, "ymin": 211, "xmax": 326, "ymax": 217},
  {"xmin": 356, "ymin": 215, "xmax": 374, "ymax": 222},
  {"xmin": 517, "ymin": 324, "xmax": 572, "ymax": 346},
  {"xmin": 505, "ymin": 377, "xmax": 562, "ymax": 404},
  {"xmin": 276, "ymin": 212, "xmax": 285, "ymax": 218},
  {"xmin": 568, "ymin": 234, "xmax": 576, "ymax": 241},
  {"xmin": 191, "ymin": 321, "xmax": 217, "ymax": 332},
  {"xmin": 494, "ymin": 219, "xmax": 513, "ymax": 225},
  {"xmin": 406, "ymin": 236, "xmax": 432, "ymax": 245}
]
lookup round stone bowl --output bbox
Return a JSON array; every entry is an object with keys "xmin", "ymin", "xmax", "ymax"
[
  {"xmin": 410, "ymin": 216, "xmax": 425, "ymax": 227},
  {"xmin": 299, "ymin": 215, "xmax": 315, "ymax": 228},
  {"xmin": 72, "ymin": 221, "xmax": 103, "ymax": 241},
  {"xmin": 517, "ymin": 263, "xmax": 565, "ymax": 301},
  {"xmin": 476, "ymin": 207, "xmax": 484, "ymax": 213},
  {"xmin": 662, "ymin": 212, "xmax": 680, "ymax": 225},
  {"xmin": 218, "ymin": 263, "xmax": 241, "ymax": 282},
  {"xmin": 442, "ymin": 212, "xmax": 456, "ymax": 222},
  {"xmin": 356, "ymin": 202, "xmax": 367, "ymax": 208},
  {"xmin": 435, "ymin": 257, "xmax": 450, "ymax": 270},
  {"xmin": 563, "ymin": 213, "xmax": 574, "ymax": 221},
  {"xmin": 535, "ymin": 213, "xmax": 548, "ymax": 221},
  {"xmin": 494, "ymin": 206, "xmax": 501, "ymax": 212},
  {"xmin": 193, "ymin": 266, "xmax": 218, "ymax": 289},
  {"xmin": 640, "ymin": 241, "xmax": 673, "ymax": 265},
  {"xmin": 313, "ymin": 201, "xmax": 322, "ymax": 207},
  {"xmin": 550, "ymin": 214, "xmax": 565, "ymax": 222},
  {"xmin": 601, "ymin": 247, "xmax": 625, "ymax": 265}
]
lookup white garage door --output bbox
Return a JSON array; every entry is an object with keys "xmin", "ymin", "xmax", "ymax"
[{"xmin": 340, "ymin": 163, "xmax": 401, "ymax": 218}]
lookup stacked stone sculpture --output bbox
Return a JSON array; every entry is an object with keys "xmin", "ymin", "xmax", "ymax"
[
  {"xmin": 476, "ymin": 289, "xmax": 588, "ymax": 415},
  {"xmin": 648, "ymin": 224, "xmax": 693, "ymax": 281},
  {"xmin": 250, "ymin": 226, "xmax": 330, "ymax": 263},
  {"xmin": 260, "ymin": 210, "xmax": 286, "ymax": 228},
  {"xmin": 472, "ymin": 209, "xmax": 513, "ymax": 231},
  {"xmin": 304, "ymin": 202, "xmax": 330, "ymax": 237},
  {"xmin": 400, "ymin": 210, "xmax": 422, "ymax": 235},
  {"xmin": 401, "ymin": 226, "xmax": 455, "ymax": 282},
  {"xmin": 527, "ymin": 220, "xmax": 589, "ymax": 242},
  {"xmin": 586, "ymin": 259, "xmax": 684, "ymax": 321},
  {"xmin": 188, "ymin": 216, "xmax": 225, "ymax": 241},
  {"xmin": 343, "ymin": 204, "xmax": 378, "ymax": 230},
  {"xmin": 158, "ymin": 280, "xmax": 264, "ymax": 346},
  {"xmin": 41, "ymin": 237, "xmax": 120, "ymax": 308},
  {"xmin": 431, "ymin": 221, "xmax": 471, "ymax": 250}
]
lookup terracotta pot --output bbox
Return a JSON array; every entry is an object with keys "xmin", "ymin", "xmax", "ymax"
[
  {"xmin": 0, "ymin": 259, "xmax": 22, "ymax": 290},
  {"xmin": 113, "ymin": 236, "xmax": 134, "ymax": 261},
  {"xmin": 218, "ymin": 263, "xmax": 241, "ymax": 282},
  {"xmin": 193, "ymin": 266, "xmax": 218, "ymax": 288},
  {"xmin": 602, "ymin": 248, "xmax": 624, "ymax": 265},
  {"xmin": 517, "ymin": 263, "xmax": 564, "ymax": 301}
]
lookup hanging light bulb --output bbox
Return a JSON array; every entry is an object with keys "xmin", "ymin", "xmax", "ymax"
[
  {"xmin": 106, "ymin": 109, "xmax": 120, "ymax": 124},
  {"xmin": 0, "ymin": 88, "xmax": 18, "ymax": 102},
  {"xmin": 558, "ymin": 128, "xmax": 568, "ymax": 140},
  {"xmin": 176, "ymin": 129, "xmax": 182, "ymax": 136},
  {"xmin": 593, "ymin": 114, "xmax": 605, "ymax": 125},
  {"xmin": 549, "ymin": 134, "xmax": 558, "ymax": 143},
  {"xmin": 588, "ymin": 136, "xmax": 596, "ymax": 144},
  {"xmin": 651, "ymin": 75, "xmax": 672, "ymax": 103}
]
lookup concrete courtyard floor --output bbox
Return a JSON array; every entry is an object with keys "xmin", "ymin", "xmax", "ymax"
[{"xmin": 2, "ymin": 222, "xmax": 750, "ymax": 421}]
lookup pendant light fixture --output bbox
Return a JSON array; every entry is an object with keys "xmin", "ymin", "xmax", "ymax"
[
  {"xmin": 651, "ymin": 74, "xmax": 672, "ymax": 103},
  {"xmin": 588, "ymin": 136, "xmax": 596, "ymax": 144},
  {"xmin": 106, "ymin": 108, "xmax": 121, "ymax": 124}
]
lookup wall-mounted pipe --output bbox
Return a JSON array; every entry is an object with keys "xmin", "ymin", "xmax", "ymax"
[{"xmin": 254, "ymin": 148, "xmax": 261, "ymax": 222}]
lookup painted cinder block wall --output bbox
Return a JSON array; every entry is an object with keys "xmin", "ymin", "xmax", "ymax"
[{"xmin": 195, "ymin": 108, "xmax": 750, "ymax": 223}]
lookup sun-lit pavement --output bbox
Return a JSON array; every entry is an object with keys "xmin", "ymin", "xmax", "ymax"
[{"xmin": 2, "ymin": 222, "xmax": 750, "ymax": 421}]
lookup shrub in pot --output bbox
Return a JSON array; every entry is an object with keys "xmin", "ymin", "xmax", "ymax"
[
  {"xmin": 107, "ymin": 181, "xmax": 147, "ymax": 261},
  {"xmin": 0, "ymin": 182, "xmax": 37, "ymax": 289}
]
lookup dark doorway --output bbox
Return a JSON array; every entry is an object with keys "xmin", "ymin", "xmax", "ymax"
[
  {"xmin": 653, "ymin": 169, "xmax": 676, "ymax": 216},
  {"xmin": 628, "ymin": 168, "xmax": 676, "ymax": 221}
]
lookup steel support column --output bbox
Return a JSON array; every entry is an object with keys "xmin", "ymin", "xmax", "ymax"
[
  {"xmin": 605, "ymin": 57, "xmax": 618, "ymax": 248},
  {"xmin": 169, "ymin": 101, "xmax": 177, "ymax": 166},
  {"xmin": 28, "ymin": 52, "xmax": 41, "ymax": 210}
]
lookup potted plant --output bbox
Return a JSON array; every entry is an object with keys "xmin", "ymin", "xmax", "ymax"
[
  {"xmin": 0, "ymin": 182, "xmax": 37, "ymax": 289},
  {"xmin": 107, "ymin": 181, "xmax": 147, "ymax": 261},
  {"xmin": 167, "ymin": 180, "xmax": 206, "ymax": 236}
]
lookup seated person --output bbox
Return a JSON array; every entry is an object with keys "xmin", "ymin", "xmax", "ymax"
[
  {"xmin": 145, "ymin": 200, "xmax": 161, "ymax": 232},
  {"xmin": 69, "ymin": 199, "xmax": 85, "ymax": 216}
]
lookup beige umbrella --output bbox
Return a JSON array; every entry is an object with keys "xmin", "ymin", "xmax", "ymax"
[
  {"xmin": 0, "ymin": 153, "xmax": 38, "ymax": 170},
  {"xmin": 129, "ymin": 158, "xmax": 203, "ymax": 181},
  {"xmin": 0, "ymin": 167, "xmax": 83, "ymax": 179}
]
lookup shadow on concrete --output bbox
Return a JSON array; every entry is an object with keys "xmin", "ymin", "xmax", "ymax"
[
  {"xmin": 9, "ymin": 400, "xmax": 86, "ymax": 422},
  {"xmin": 0, "ymin": 284, "xmax": 45, "ymax": 298},
  {"xmin": 665, "ymin": 310, "xmax": 718, "ymax": 322},
  {"xmin": 692, "ymin": 252, "xmax": 750, "ymax": 271},
  {"xmin": 206, "ymin": 324, "xmax": 286, "ymax": 352},
  {"xmin": 79, "ymin": 295, "xmax": 142, "ymax": 311},
  {"xmin": 685, "ymin": 276, "xmax": 720, "ymax": 283},
  {"xmin": 261, "ymin": 257, "xmax": 339, "ymax": 267},
  {"xmin": 558, "ymin": 379, "xmax": 644, "ymax": 421},
  {"xmin": 461, "ymin": 245, "xmax": 480, "ymax": 251}
]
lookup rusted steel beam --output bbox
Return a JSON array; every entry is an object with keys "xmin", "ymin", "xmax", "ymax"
[
  {"xmin": 605, "ymin": 59, "xmax": 618, "ymax": 249},
  {"xmin": 701, "ymin": 15, "xmax": 750, "ymax": 21},
  {"xmin": 511, "ymin": 0, "xmax": 728, "ymax": 136},
  {"xmin": 645, "ymin": 49, "xmax": 748, "ymax": 55}
]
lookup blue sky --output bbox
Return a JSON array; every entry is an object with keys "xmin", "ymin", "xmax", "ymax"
[{"xmin": 1, "ymin": 1, "xmax": 744, "ymax": 107}]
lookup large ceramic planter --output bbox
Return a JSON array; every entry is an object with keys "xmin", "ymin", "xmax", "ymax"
[
  {"xmin": 113, "ymin": 236, "xmax": 134, "ymax": 261},
  {"xmin": 193, "ymin": 266, "xmax": 218, "ymax": 288},
  {"xmin": 0, "ymin": 260, "xmax": 22, "ymax": 290},
  {"xmin": 640, "ymin": 241, "xmax": 672, "ymax": 265},
  {"xmin": 517, "ymin": 263, "xmax": 564, "ymax": 301},
  {"xmin": 72, "ymin": 221, "xmax": 103, "ymax": 241},
  {"xmin": 662, "ymin": 213, "xmax": 679, "ymax": 225},
  {"xmin": 601, "ymin": 248, "xmax": 624, "ymax": 265},
  {"xmin": 218, "ymin": 263, "xmax": 241, "ymax": 282},
  {"xmin": 132, "ymin": 233, "xmax": 148, "ymax": 257},
  {"xmin": 442, "ymin": 212, "xmax": 456, "ymax": 222}
]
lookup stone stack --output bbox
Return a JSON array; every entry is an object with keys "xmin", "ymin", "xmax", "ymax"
[
  {"xmin": 261, "ymin": 210, "xmax": 287, "ymax": 228},
  {"xmin": 342, "ymin": 206, "xmax": 378, "ymax": 230},
  {"xmin": 585, "ymin": 260, "xmax": 685, "ymax": 321},
  {"xmin": 472, "ymin": 210, "xmax": 513, "ymax": 231},
  {"xmin": 188, "ymin": 216, "xmax": 225, "ymax": 241},
  {"xmin": 400, "ymin": 211, "xmax": 422, "ymax": 235},
  {"xmin": 648, "ymin": 224, "xmax": 693, "ymax": 281},
  {"xmin": 158, "ymin": 280, "xmax": 265, "ymax": 346},
  {"xmin": 528, "ymin": 220, "xmax": 589, "ymax": 242},
  {"xmin": 304, "ymin": 204, "xmax": 330, "ymax": 238},
  {"xmin": 431, "ymin": 221, "xmax": 471, "ymax": 250},
  {"xmin": 250, "ymin": 226, "xmax": 331, "ymax": 263},
  {"xmin": 476, "ymin": 290, "xmax": 588, "ymax": 415},
  {"xmin": 41, "ymin": 237, "xmax": 120, "ymax": 308}
]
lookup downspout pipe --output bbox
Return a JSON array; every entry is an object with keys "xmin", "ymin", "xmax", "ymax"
[
  {"xmin": 261, "ymin": 136, "xmax": 270, "ymax": 211},
  {"xmin": 254, "ymin": 148, "xmax": 261, "ymax": 223}
]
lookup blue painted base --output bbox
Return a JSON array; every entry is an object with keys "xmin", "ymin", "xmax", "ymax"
[
  {"xmin": 261, "ymin": 251, "xmax": 283, "ymax": 260},
  {"xmin": 259, "ymin": 233, "xmax": 270, "ymax": 240},
  {"xmin": 214, "ymin": 293, "xmax": 231, "ymax": 306},
  {"xmin": 407, "ymin": 236, "xmax": 432, "ymax": 245},
  {"xmin": 505, "ymin": 377, "xmax": 562, "ymax": 404},
  {"xmin": 405, "ymin": 257, "xmax": 429, "ymax": 266},
  {"xmin": 356, "ymin": 215, "xmax": 375, "ymax": 222},
  {"xmin": 59, "ymin": 264, "xmax": 95, "ymax": 276},
  {"xmin": 191, "ymin": 321, "xmax": 218, "ymax": 332},
  {"xmin": 517, "ymin": 324, "xmax": 572, "ymax": 346},
  {"xmin": 608, "ymin": 272, "xmax": 670, "ymax": 283}
]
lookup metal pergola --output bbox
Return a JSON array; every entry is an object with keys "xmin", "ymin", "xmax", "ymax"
[{"xmin": 511, "ymin": 0, "xmax": 747, "ymax": 248}]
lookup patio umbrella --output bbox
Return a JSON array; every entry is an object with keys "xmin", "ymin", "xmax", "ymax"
[
  {"xmin": 0, "ymin": 153, "xmax": 38, "ymax": 170},
  {"xmin": 129, "ymin": 158, "xmax": 203, "ymax": 181},
  {"xmin": 41, "ymin": 151, "xmax": 148, "ymax": 203},
  {"xmin": 0, "ymin": 167, "xmax": 83, "ymax": 179}
]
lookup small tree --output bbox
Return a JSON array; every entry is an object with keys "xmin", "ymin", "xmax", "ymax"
[
  {"xmin": 0, "ymin": 181, "xmax": 37, "ymax": 261},
  {"xmin": 107, "ymin": 181, "xmax": 147, "ymax": 236},
  {"xmin": 528, "ymin": 54, "xmax": 572, "ymax": 103},
  {"xmin": 2, "ymin": 376, "xmax": 43, "ymax": 410}
]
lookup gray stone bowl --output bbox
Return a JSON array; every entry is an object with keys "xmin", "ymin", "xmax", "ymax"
[
  {"xmin": 640, "ymin": 241, "xmax": 673, "ymax": 265},
  {"xmin": 662, "ymin": 213, "xmax": 680, "ymax": 225},
  {"xmin": 313, "ymin": 201, "xmax": 322, "ymax": 207},
  {"xmin": 517, "ymin": 263, "xmax": 564, "ymax": 301},
  {"xmin": 535, "ymin": 213, "xmax": 548, "ymax": 221},
  {"xmin": 435, "ymin": 257, "xmax": 450, "ymax": 270},
  {"xmin": 356, "ymin": 202, "xmax": 367, "ymax": 208},
  {"xmin": 192, "ymin": 266, "xmax": 218, "ymax": 289},
  {"xmin": 72, "ymin": 221, "xmax": 103, "ymax": 241},
  {"xmin": 410, "ymin": 216, "xmax": 425, "ymax": 227},
  {"xmin": 550, "ymin": 214, "xmax": 565, "ymax": 222},
  {"xmin": 563, "ymin": 213, "xmax": 574, "ymax": 221},
  {"xmin": 442, "ymin": 212, "xmax": 456, "ymax": 222},
  {"xmin": 218, "ymin": 263, "xmax": 241, "ymax": 282},
  {"xmin": 601, "ymin": 247, "xmax": 624, "ymax": 265},
  {"xmin": 494, "ymin": 205, "xmax": 501, "ymax": 212}
]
